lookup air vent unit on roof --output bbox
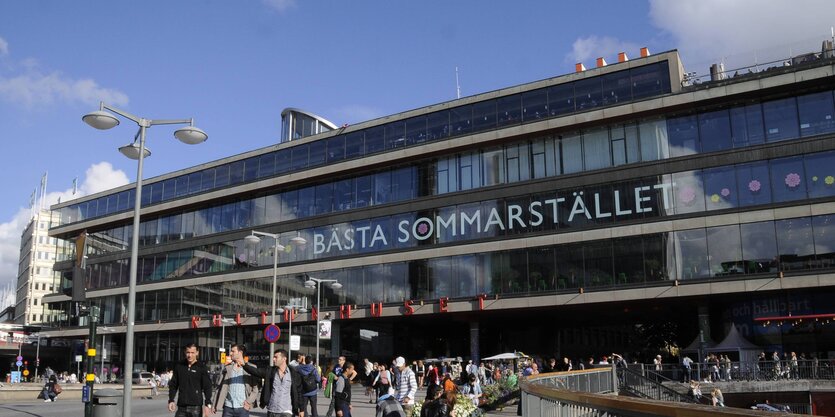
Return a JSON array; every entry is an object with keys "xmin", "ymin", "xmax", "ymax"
[{"xmin": 709, "ymin": 63, "xmax": 726, "ymax": 81}]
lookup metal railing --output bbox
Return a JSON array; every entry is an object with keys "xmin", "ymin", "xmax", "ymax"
[
  {"xmin": 617, "ymin": 367, "xmax": 697, "ymax": 404},
  {"xmin": 635, "ymin": 360, "xmax": 835, "ymax": 382},
  {"xmin": 521, "ymin": 367, "xmax": 809, "ymax": 417}
]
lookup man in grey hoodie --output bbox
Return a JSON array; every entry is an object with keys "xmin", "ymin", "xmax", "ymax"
[{"xmin": 296, "ymin": 354, "xmax": 321, "ymax": 417}]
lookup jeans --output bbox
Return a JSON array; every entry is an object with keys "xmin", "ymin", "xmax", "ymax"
[
  {"xmin": 222, "ymin": 406, "xmax": 250, "ymax": 417},
  {"xmin": 175, "ymin": 405, "xmax": 203, "ymax": 417},
  {"xmin": 41, "ymin": 388, "xmax": 55, "ymax": 401},
  {"xmin": 302, "ymin": 395, "xmax": 318, "ymax": 417}
]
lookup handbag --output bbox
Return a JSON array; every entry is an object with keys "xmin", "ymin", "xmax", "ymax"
[{"xmin": 53, "ymin": 383, "xmax": 63, "ymax": 394}]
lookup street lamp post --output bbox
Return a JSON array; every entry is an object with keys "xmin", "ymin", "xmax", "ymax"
[
  {"xmin": 83, "ymin": 102, "xmax": 208, "ymax": 417},
  {"xmin": 99, "ymin": 327, "xmax": 115, "ymax": 383},
  {"xmin": 220, "ymin": 317, "xmax": 236, "ymax": 360},
  {"xmin": 304, "ymin": 277, "xmax": 342, "ymax": 368},
  {"xmin": 244, "ymin": 231, "xmax": 306, "ymax": 361},
  {"xmin": 278, "ymin": 301, "xmax": 307, "ymax": 356}
]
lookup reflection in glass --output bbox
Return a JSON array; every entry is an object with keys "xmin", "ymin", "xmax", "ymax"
[
  {"xmin": 707, "ymin": 225, "xmax": 742, "ymax": 276},
  {"xmin": 763, "ymin": 97, "xmax": 800, "ymax": 142},
  {"xmin": 740, "ymin": 221, "xmax": 778, "ymax": 273},
  {"xmin": 797, "ymin": 91, "xmax": 835, "ymax": 137},
  {"xmin": 675, "ymin": 228, "xmax": 708, "ymax": 279},
  {"xmin": 775, "ymin": 217, "xmax": 815, "ymax": 271},
  {"xmin": 804, "ymin": 150, "xmax": 835, "ymax": 199},
  {"xmin": 703, "ymin": 166, "xmax": 738, "ymax": 210}
]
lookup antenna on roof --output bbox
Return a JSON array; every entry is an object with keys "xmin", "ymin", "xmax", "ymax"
[{"xmin": 455, "ymin": 67, "xmax": 461, "ymax": 99}]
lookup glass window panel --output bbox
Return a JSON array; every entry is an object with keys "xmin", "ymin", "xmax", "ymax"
[
  {"xmin": 497, "ymin": 95, "xmax": 521, "ymax": 127},
  {"xmin": 699, "ymin": 109, "xmax": 732, "ymax": 152},
  {"xmin": 161, "ymin": 179, "xmax": 175, "ymax": 201},
  {"xmin": 405, "ymin": 115, "xmax": 427, "ymax": 145},
  {"xmin": 703, "ymin": 166, "xmax": 738, "ymax": 211},
  {"xmin": 472, "ymin": 100, "xmax": 497, "ymax": 132},
  {"xmin": 667, "ymin": 114, "xmax": 699, "ymax": 156},
  {"xmin": 326, "ymin": 135, "xmax": 346, "ymax": 163},
  {"xmin": 290, "ymin": 145, "xmax": 309, "ymax": 171},
  {"xmin": 200, "ymin": 168, "xmax": 215, "ymax": 191},
  {"xmin": 574, "ymin": 77, "xmax": 602, "ymax": 110},
  {"xmin": 584, "ymin": 241, "xmax": 613, "ymax": 287},
  {"xmin": 502, "ymin": 250, "xmax": 528, "ymax": 295},
  {"xmin": 522, "ymin": 88, "xmax": 548, "ymax": 122},
  {"xmin": 148, "ymin": 183, "xmax": 162, "ymax": 205},
  {"xmin": 730, "ymin": 104, "xmax": 765, "ymax": 147},
  {"xmin": 548, "ymin": 83, "xmax": 574, "ymax": 116},
  {"xmin": 481, "ymin": 148, "xmax": 505, "ymax": 186},
  {"xmin": 314, "ymin": 183, "xmax": 333, "ymax": 215},
  {"xmin": 812, "ymin": 214, "xmax": 835, "ymax": 268},
  {"xmin": 279, "ymin": 190, "xmax": 298, "ymax": 221},
  {"xmin": 450, "ymin": 105, "xmax": 472, "ymax": 136},
  {"xmin": 374, "ymin": 171, "xmax": 391, "ymax": 205},
  {"xmin": 308, "ymin": 141, "xmax": 326, "ymax": 167},
  {"xmin": 334, "ymin": 178, "xmax": 354, "ymax": 211},
  {"xmin": 105, "ymin": 194, "xmax": 117, "ymax": 215},
  {"xmin": 601, "ymin": 70, "xmax": 631, "ymax": 106},
  {"xmin": 735, "ymin": 161, "xmax": 771, "ymax": 207},
  {"xmin": 117, "ymin": 190, "xmax": 131, "ymax": 212},
  {"xmin": 505, "ymin": 142, "xmax": 530, "ymax": 183},
  {"xmin": 644, "ymin": 233, "xmax": 675, "ymax": 281},
  {"xmin": 675, "ymin": 228, "xmax": 709, "ymax": 279},
  {"xmin": 797, "ymin": 91, "xmax": 835, "ymax": 137},
  {"xmin": 229, "ymin": 160, "xmax": 244, "ymax": 185},
  {"xmin": 95, "ymin": 197, "xmax": 107, "ymax": 217},
  {"xmin": 528, "ymin": 247, "xmax": 555, "ymax": 292},
  {"xmin": 385, "ymin": 121, "xmax": 406, "ymax": 149},
  {"xmin": 555, "ymin": 243, "xmax": 583, "ymax": 289},
  {"xmin": 242, "ymin": 157, "xmax": 258, "ymax": 182},
  {"xmin": 345, "ymin": 131, "xmax": 365, "ymax": 158},
  {"xmin": 531, "ymin": 139, "xmax": 548, "ymax": 178},
  {"xmin": 803, "ymin": 150, "xmax": 835, "ymax": 199},
  {"xmin": 427, "ymin": 110, "xmax": 450, "ymax": 141},
  {"xmin": 613, "ymin": 236, "xmax": 644, "ymax": 284},
  {"xmin": 364, "ymin": 126, "xmax": 384, "ymax": 154},
  {"xmin": 775, "ymin": 217, "xmax": 815, "ymax": 271},
  {"xmin": 257, "ymin": 154, "xmax": 275, "ymax": 178},
  {"xmin": 707, "ymin": 225, "xmax": 742, "ymax": 277},
  {"xmin": 296, "ymin": 186, "xmax": 314, "ymax": 218},
  {"xmin": 763, "ymin": 97, "xmax": 799, "ymax": 142},
  {"xmin": 275, "ymin": 149, "xmax": 291, "ymax": 174},
  {"xmin": 630, "ymin": 61, "xmax": 671, "ymax": 99},
  {"xmin": 769, "ymin": 156, "xmax": 806, "ymax": 203},
  {"xmin": 355, "ymin": 175, "xmax": 373, "ymax": 207},
  {"xmin": 214, "ymin": 164, "xmax": 230, "ymax": 188},
  {"xmin": 391, "ymin": 167, "xmax": 416, "ymax": 201},
  {"xmin": 740, "ymin": 221, "xmax": 778, "ymax": 274},
  {"xmin": 672, "ymin": 170, "xmax": 705, "ymax": 214},
  {"xmin": 638, "ymin": 117, "xmax": 669, "ymax": 161},
  {"xmin": 583, "ymin": 127, "xmax": 611, "ymax": 170},
  {"xmin": 561, "ymin": 132, "xmax": 583, "ymax": 174},
  {"xmin": 259, "ymin": 195, "xmax": 274, "ymax": 224}
]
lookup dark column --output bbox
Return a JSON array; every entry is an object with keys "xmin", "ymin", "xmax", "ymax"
[{"xmin": 470, "ymin": 321, "xmax": 480, "ymax": 363}]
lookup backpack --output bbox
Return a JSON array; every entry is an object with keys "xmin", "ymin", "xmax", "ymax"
[{"xmin": 301, "ymin": 370, "xmax": 319, "ymax": 393}]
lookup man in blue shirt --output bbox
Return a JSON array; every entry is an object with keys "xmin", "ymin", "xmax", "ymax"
[
  {"xmin": 213, "ymin": 344, "xmax": 260, "ymax": 417},
  {"xmin": 240, "ymin": 349, "xmax": 302, "ymax": 417}
]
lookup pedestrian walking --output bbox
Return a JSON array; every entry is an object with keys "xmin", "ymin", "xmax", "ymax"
[
  {"xmin": 394, "ymin": 356, "xmax": 417, "ymax": 414},
  {"xmin": 168, "ymin": 343, "xmax": 214, "ymax": 417},
  {"xmin": 213, "ymin": 344, "xmax": 260, "ymax": 417},
  {"xmin": 239, "ymin": 349, "xmax": 303, "ymax": 417}
]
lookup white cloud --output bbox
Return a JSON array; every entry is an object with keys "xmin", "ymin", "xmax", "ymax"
[
  {"xmin": 262, "ymin": 0, "xmax": 296, "ymax": 13},
  {"xmin": 0, "ymin": 38, "xmax": 128, "ymax": 109},
  {"xmin": 649, "ymin": 0, "xmax": 835, "ymax": 70},
  {"xmin": 567, "ymin": 35, "xmax": 642, "ymax": 66},
  {"xmin": 0, "ymin": 162, "xmax": 129, "ymax": 291}
]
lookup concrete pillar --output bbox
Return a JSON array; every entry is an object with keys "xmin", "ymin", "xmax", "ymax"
[
  {"xmin": 331, "ymin": 320, "xmax": 340, "ymax": 359},
  {"xmin": 470, "ymin": 321, "xmax": 480, "ymax": 363}
]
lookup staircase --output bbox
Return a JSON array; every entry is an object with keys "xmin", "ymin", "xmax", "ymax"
[{"xmin": 617, "ymin": 367, "xmax": 699, "ymax": 404}]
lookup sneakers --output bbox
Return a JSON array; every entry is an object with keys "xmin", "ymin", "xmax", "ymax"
[{"xmin": 45, "ymin": 399, "xmax": 51, "ymax": 402}]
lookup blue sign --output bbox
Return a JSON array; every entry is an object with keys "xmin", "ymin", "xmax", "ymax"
[
  {"xmin": 15, "ymin": 355, "xmax": 22, "ymax": 361},
  {"xmin": 82, "ymin": 385, "xmax": 91, "ymax": 402},
  {"xmin": 15, "ymin": 360, "xmax": 22, "ymax": 367},
  {"xmin": 264, "ymin": 324, "xmax": 281, "ymax": 343},
  {"xmin": 10, "ymin": 371, "xmax": 20, "ymax": 383}
]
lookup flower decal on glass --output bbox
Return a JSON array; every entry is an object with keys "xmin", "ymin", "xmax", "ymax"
[
  {"xmin": 417, "ymin": 222, "xmax": 429, "ymax": 235},
  {"xmin": 710, "ymin": 194, "xmax": 720, "ymax": 203},
  {"xmin": 720, "ymin": 188, "xmax": 730, "ymax": 197},
  {"xmin": 748, "ymin": 179, "xmax": 761, "ymax": 192},
  {"xmin": 813, "ymin": 176, "xmax": 819, "ymax": 182},
  {"xmin": 679, "ymin": 186, "xmax": 696, "ymax": 205},
  {"xmin": 826, "ymin": 175, "xmax": 835, "ymax": 185},
  {"xmin": 785, "ymin": 172, "xmax": 801, "ymax": 188}
]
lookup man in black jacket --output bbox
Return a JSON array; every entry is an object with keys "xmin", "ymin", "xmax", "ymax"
[
  {"xmin": 168, "ymin": 343, "xmax": 214, "ymax": 417},
  {"xmin": 239, "ymin": 348, "xmax": 303, "ymax": 417}
]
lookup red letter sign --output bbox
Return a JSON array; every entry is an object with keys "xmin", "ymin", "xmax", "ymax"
[
  {"xmin": 191, "ymin": 316, "xmax": 201, "ymax": 329},
  {"xmin": 404, "ymin": 300, "xmax": 414, "ymax": 316},
  {"xmin": 370, "ymin": 302, "xmax": 382, "ymax": 317},
  {"xmin": 477, "ymin": 294, "xmax": 488, "ymax": 311},
  {"xmin": 439, "ymin": 297, "xmax": 449, "ymax": 313},
  {"xmin": 260, "ymin": 312, "xmax": 268, "ymax": 325},
  {"xmin": 339, "ymin": 304, "xmax": 352, "ymax": 319}
]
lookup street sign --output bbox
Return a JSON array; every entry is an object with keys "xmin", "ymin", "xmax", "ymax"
[
  {"xmin": 75, "ymin": 355, "xmax": 83, "ymax": 362},
  {"xmin": 22, "ymin": 370, "xmax": 29, "ymax": 376},
  {"xmin": 264, "ymin": 324, "xmax": 281, "ymax": 343},
  {"xmin": 10, "ymin": 371, "xmax": 20, "ymax": 383},
  {"xmin": 15, "ymin": 355, "xmax": 22, "ymax": 361},
  {"xmin": 220, "ymin": 352, "xmax": 227, "ymax": 364},
  {"xmin": 82, "ymin": 385, "xmax": 91, "ymax": 402},
  {"xmin": 290, "ymin": 335, "xmax": 300, "ymax": 351},
  {"xmin": 15, "ymin": 360, "xmax": 22, "ymax": 367}
]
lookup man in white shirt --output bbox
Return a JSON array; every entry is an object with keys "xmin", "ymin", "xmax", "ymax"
[{"xmin": 393, "ymin": 357, "xmax": 416, "ymax": 413}]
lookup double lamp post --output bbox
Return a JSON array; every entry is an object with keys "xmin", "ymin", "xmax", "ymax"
[{"xmin": 83, "ymin": 102, "xmax": 208, "ymax": 417}]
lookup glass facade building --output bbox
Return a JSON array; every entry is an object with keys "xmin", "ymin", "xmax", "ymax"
[{"xmin": 44, "ymin": 49, "xmax": 835, "ymax": 373}]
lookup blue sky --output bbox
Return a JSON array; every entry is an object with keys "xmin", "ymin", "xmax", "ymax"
[{"xmin": 0, "ymin": 0, "xmax": 832, "ymax": 289}]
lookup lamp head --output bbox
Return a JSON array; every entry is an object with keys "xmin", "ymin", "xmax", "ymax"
[
  {"xmin": 290, "ymin": 235, "xmax": 307, "ymax": 246},
  {"xmin": 304, "ymin": 280, "xmax": 316, "ymax": 288},
  {"xmin": 330, "ymin": 282, "xmax": 343, "ymax": 290},
  {"xmin": 82, "ymin": 110, "xmax": 120, "ymax": 130},
  {"xmin": 118, "ymin": 142, "xmax": 151, "ymax": 160},
  {"xmin": 244, "ymin": 234, "xmax": 261, "ymax": 246},
  {"xmin": 174, "ymin": 125, "xmax": 208, "ymax": 145}
]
